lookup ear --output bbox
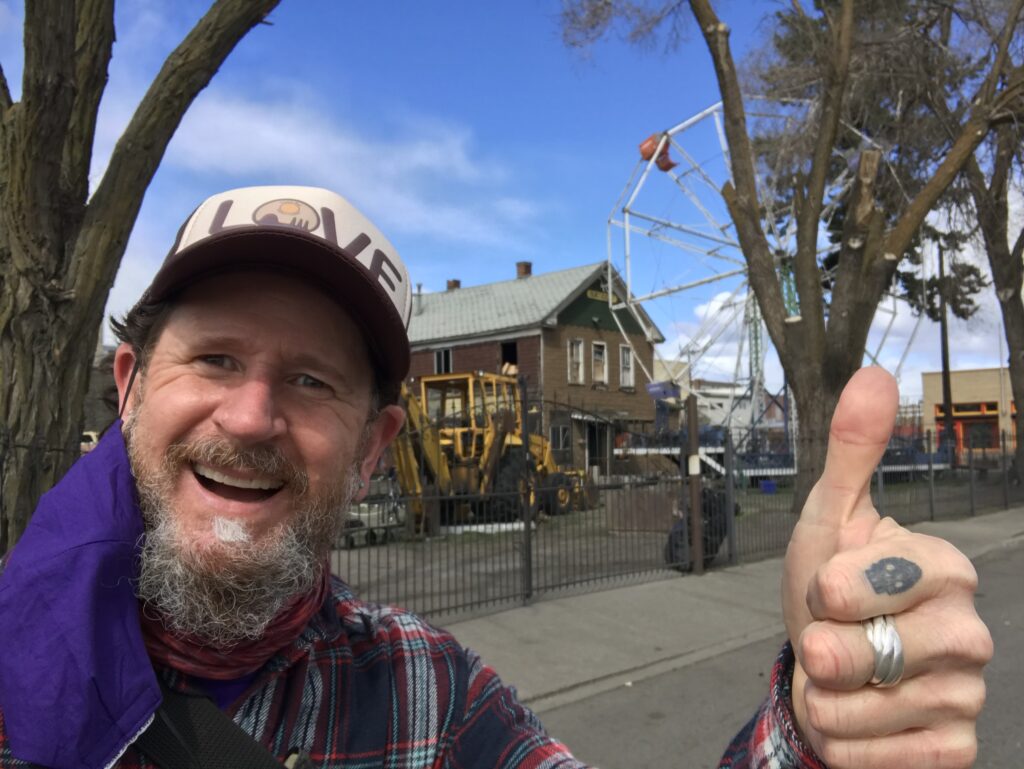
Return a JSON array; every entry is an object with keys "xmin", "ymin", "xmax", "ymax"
[
  {"xmin": 113, "ymin": 342, "xmax": 141, "ymax": 418},
  {"xmin": 354, "ymin": 404, "xmax": 406, "ymax": 502}
]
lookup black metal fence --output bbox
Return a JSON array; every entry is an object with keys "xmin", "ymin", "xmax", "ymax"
[{"xmin": 331, "ymin": 423, "xmax": 1024, "ymax": 623}]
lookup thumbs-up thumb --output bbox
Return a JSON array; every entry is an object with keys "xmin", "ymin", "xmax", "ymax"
[{"xmin": 782, "ymin": 366, "xmax": 898, "ymax": 646}]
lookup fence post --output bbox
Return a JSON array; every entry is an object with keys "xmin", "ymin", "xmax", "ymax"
[
  {"xmin": 686, "ymin": 394, "xmax": 704, "ymax": 575},
  {"xmin": 1002, "ymin": 430, "xmax": 1010, "ymax": 509},
  {"xmin": 926, "ymin": 430, "xmax": 935, "ymax": 521},
  {"xmin": 725, "ymin": 431, "xmax": 737, "ymax": 566},
  {"xmin": 968, "ymin": 434, "xmax": 976, "ymax": 517},
  {"xmin": 519, "ymin": 381, "xmax": 534, "ymax": 604}
]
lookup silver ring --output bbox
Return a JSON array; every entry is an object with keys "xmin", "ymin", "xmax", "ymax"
[{"xmin": 862, "ymin": 614, "xmax": 904, "ymax": 687}]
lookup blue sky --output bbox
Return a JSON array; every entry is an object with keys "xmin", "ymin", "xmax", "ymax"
[{"xmin": 0, "ymin": 1, "xmax": 1008, "ymax": 400}]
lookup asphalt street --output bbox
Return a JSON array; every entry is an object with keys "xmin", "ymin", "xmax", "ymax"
[{"xmin": 536, "ymin": 539, "xmax": 1024, "ymax": 769}]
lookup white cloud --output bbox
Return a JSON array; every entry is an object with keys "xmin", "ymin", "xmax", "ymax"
[
  {"xmin": 650, "ymin": 265, "xmax": 1005, "ymax": 405},
  {"xmin": 87, "ymin": 83, "xmax": 541, "ymax": 249},
  {"xmin": 862, "ymin": 278, "xmax": 1004, "ymax": 402},
  {"xmin": 79, "ymin": 35, "xmax": 549, "ymax": 320}
]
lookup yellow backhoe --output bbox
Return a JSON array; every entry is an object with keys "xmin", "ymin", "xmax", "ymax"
[{"xmin": 390, "ymin": 370, "xmax": 583, "ymax": 529}]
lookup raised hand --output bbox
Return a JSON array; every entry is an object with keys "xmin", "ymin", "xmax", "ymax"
[{"xmin": 782, "ymin": 367, "xmax": 993, "ymax": 768}]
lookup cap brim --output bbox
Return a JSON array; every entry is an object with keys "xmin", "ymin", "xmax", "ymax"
[{"xmin": 146, "ymin": 226, "xmax": 410, "ymax": 383}]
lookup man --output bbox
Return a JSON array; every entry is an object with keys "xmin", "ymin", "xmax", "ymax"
[{"xmin": 0, "ymin": 186, "xmax": 991, "ymax": 769}]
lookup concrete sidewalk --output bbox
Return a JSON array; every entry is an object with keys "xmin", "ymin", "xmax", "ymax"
[{"xmin": 445, "ymin": 507, "xmax": 1024, "ymax": 713}]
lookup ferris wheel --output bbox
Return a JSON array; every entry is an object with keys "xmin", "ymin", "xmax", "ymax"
[{"xmin": 603, "ymin": 101, "xmax": 926, "ymax": 450}]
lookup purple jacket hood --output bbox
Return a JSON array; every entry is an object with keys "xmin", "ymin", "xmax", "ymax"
[{"xmin": 0, "ymin": 422, "xmax": 160, "ymax": 769}]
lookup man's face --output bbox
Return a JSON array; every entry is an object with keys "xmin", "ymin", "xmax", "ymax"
[{"xmin": 114, "ymin": 271, "xmax": 404, "ymax": 642}]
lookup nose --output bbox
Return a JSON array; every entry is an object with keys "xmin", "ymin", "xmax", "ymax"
[{"xmin": 212, "ymin": 376, "xmax": 286, "ymax": 444}]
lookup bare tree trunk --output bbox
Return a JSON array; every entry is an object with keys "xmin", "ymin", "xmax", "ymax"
[
  {"xmin": 965, "ymin": 122, "xmax": 1024, "ymax": 482},
  {"xmin": 998, "ymin": 290, "xmax": 1024, "ymax": 481},
  {"xmin": 0, "ymin": 0, "xmax": 281, "ymax": 553},
  {"xmin": 688, "ymin": 0, "xmax": 1024, "ymax": 512},
  {"xmin": 0, "ymin": 277, "xmax": 99, "ymax": 553},
  {"xmin": 789, "ymin": 373, "xmax": 833, "ymax": 513}
]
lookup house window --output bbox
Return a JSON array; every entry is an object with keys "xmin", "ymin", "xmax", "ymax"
[
  {"xmin": 501, "ymin": 340, "xmax": 518, "ymax": 366},
  {"xmin": 434, "ymin": 348, "xmax": 453, "ymax": 374},
  {"xmin": 550, "ymin": 424, "xmax": 570, "ymax": 451},
  {"xmin": 619, "ymin": 345, "xmax": 634, "ymax": 388},
  {"xmin": 567, "ymin": 339, "xmax": 584, "ymax": 384},
  {"xmin": 592, "ymin": 342, "xmax": 607, "ymax": 384}
]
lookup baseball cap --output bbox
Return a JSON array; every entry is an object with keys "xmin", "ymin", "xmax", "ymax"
[{"xmin": 143, "ymin": 185, "xmax": 412, "ymax": 383}]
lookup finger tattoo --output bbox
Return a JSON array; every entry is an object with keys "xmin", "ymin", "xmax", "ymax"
[{"xmin": 865, "ymin": 557, "xmax": 922, "ymax": 595}]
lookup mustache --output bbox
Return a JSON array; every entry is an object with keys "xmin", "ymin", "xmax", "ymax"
[{"xmin": 164, "ymin": 437, "xmax": 308, "ymax": 494}]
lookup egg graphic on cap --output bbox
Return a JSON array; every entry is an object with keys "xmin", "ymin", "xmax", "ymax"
[{"xmin": 252, "ymin": 199, "xmax": 320, "ymax": 231}]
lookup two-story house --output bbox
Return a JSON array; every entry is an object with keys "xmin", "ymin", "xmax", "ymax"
[{"xmin": 407, "ymin": 261, "xmax": 664, "ymax": 473}]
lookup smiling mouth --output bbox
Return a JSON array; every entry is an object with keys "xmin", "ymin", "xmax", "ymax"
[{"xmin": 192, "ymin": 463, "xmax": 284, "ymax": 504}]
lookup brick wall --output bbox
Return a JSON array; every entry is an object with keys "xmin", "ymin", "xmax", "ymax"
[
  {"xmin": 541, "ymin": 324, "xmax": 655, "ymax": 423},
  {"xmin": 409, "ymin": 335, "xmax": 541, "ymax": 391},
  {"xmin": 408, "ymin": 324, "xmax": 655, "ymax": 433}
]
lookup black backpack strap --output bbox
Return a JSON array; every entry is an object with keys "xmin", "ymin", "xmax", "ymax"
[{"xmin": 133, "ymin": 680, "xmax": 297, "ymax": 769}]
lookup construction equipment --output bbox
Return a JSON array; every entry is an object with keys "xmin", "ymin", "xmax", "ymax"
[{"xmin": 390, "ymin": 370, "xmax": 584, "ymax": 528}]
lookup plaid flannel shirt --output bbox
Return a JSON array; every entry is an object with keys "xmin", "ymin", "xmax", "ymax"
[
  {"xmin": 717, "ymin": 644, "xmax": 825, "ymax": 769},
  {"xmin": 0, "ymin": 578, "xmax": 822, "ymax": 768}
]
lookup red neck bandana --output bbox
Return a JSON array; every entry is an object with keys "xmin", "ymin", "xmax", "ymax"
[{"xmin": 140, "ymin": 568, "xmax": 330, "ymax": 680}]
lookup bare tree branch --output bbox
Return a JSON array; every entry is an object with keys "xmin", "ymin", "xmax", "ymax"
[
  {"xmin": 793, "ymin": 0, "xmax": 853, "ymax": 357},
  {"xmin": 16, "ymin": 0, "xmax": 76, "ymax": 263},
  {"xmin": 2, "ymin": 0, "xmax": 283, "ymax": 549},
  {"xmin": 884, "ymin": 0, "xmax": 1024, "ymax": 261},
  {"xmin": 69, "ymin": 0, "xmax": 282, "ymax": 318},
  {"xmin": 991, "ymin": 110, "xmax": 1018, "ymax": 202},
  {"xmin": 562, "ymin": 0, "xmax": 1023, "ymax": 511},
  {"xmin": 60, "ymin": 0, "xmax": 116, "ymax": 217},
  {"xmin": 0, "ymin": 63, "xmax": 12, "ymax": 113},
  {"xmin": 688, "ymin": 0, "xmax": 791, "ymax": 359},
  {"xmin": 1012, "ymin": 224, "xmax": 1024, "ymax": 266},
  {"xmin": 823, "ymin": 150, "xmax": 891, "ymax": 377}
]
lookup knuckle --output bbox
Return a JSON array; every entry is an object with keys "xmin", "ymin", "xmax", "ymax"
[
  {"xmin": 897, "ymin": 715, "xmax": 978, "ymax": 769},
  {"xmin": 933, "ymin": 615, "xmax": 994, "ymax": 667},
  {"xmin": 876, "ymin": 516, "xmax": 903, "ymax": 536},
  {"xmin": 978, "ymin": 623, "xmax": 995, "ymax": 664},
  {"xmin": 799, "ymin": 626, "xmax": 851, "ymax": 683},
  {"xmin": 928, "ymin": 674, "xmax": 987, "ymax": 720},
  {"xmin": 963, "ymin": 678, "xmax": 987, "ymax": 720},
  {"xmin": 813, "ymin": 565, "xmax": 860, "ymax": 618},
  {"xmin": 802, "ymin": 685, "xmax": 840, "ymax": 735},
  {"xmin": 928, "ymin": 537, "xmax": 978, "ymax": 593},
  {"xmin": 817, "ymin": 739, "xmax": 854, "ymax": 769},
  {"xmin": 936, "ymin": 728, "xmax": 978, "ymax": 769},
  {"xmin": 967, "ymin": 620, "xmax": 995, "ymax": 666},
  {"xmin": 947, "ymin": 557, "xmax": 979, "ymax": 594}
]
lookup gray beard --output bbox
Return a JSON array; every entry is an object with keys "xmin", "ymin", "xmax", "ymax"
[{"xmin": 124, "ymin": 410, "xmax": 361, "ymax": 648}]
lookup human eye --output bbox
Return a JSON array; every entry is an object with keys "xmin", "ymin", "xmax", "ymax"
[
  {"xmin": 197, "ymin": 354, "xmax": 235, "ymax": 369},
  {"xmin": 294, "ymin": 373, "xmax": 330, "ymax": 391}
]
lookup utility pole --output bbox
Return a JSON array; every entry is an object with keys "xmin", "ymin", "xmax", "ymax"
[{"xmin": 937, "ymin": 245, "xmax": 956, "ymax": 465}]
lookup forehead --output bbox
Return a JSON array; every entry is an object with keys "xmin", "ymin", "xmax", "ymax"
[{"xmin": 157, "ymin": 270, "xmax": 373, "ymax": 375}]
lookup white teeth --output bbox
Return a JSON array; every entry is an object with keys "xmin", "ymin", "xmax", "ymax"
[{"xmin": 193, "ymin": 463, "xmax": 283, "ymax": 491}]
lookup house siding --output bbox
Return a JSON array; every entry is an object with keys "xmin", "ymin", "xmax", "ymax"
[
  {"xmin": 541, "ymin": 324, "xmax": 655, "ymax": 424},
  {"xmin": 410, "ymin": 336, "xmax": 542, "ymax": 393}
]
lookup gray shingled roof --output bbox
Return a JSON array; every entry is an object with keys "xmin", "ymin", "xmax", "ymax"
[{"xmin": 408, "ymin": 262, "xmax": 606, "ymax": 345}]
